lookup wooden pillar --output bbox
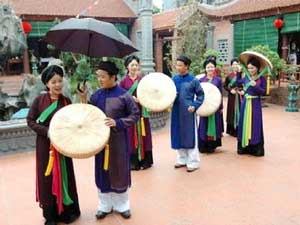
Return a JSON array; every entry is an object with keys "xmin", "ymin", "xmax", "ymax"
[
  {"xmin": 154, "ymin": 32, "xmax": 163, "ymax": 72},
  {"xmin": 23, "ymin": 34, "xmax": 30, "ymax": 74},
  {"xmin": 281, "ymin": 34, "xmax": 289, "ymax": 62},
  {"xmin": 23, "ymin": 48, "xmax": 30, "ymax": 74}
]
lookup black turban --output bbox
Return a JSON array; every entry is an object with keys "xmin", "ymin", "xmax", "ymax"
[
  {"xmin": 124, "ymin": 55, "xmax": 140, "ymax": 68},
  {"xmin": 41, "ymin": 65, "xmax": 64, "ymax": 85},
  {"xmin": 97, "ymin": 61, "xmax": 119, "ymax": 76},
  {"xmin": 203, "ymin": 55, "xmax": 217, "ymax": 68}
]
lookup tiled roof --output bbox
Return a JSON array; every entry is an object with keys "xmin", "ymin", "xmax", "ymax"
[
  {"xmin": 153, "ymin": 8, "xmax": 179, "ymax": 31},
  {"xmin": 153, "ymin": 0, "xmax": 300, "ymax": 31},
  {"xmin": 8, "ymin": 0, "xmax": 136, "ymax": 19},
  {"xmin": 198, "ymin": 0, "xmax": 300, "ymax": 18}
]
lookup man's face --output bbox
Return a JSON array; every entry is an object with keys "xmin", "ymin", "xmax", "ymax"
[
  {"xmin": 175, "ymin": 60, "xmax": 189, "ymax": 75},
  {"xmin": 96, "ymin": 69, "xmax": 115, "ymax": 88}
]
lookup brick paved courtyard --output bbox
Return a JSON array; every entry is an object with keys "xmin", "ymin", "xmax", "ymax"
[{"xmin": 1, "ymin": 102, "xmax": 300, "ymax": 225}]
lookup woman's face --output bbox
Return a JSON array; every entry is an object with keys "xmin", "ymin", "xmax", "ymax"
[
  {"xmin": 231, "ymin": 61, "xmax": 239, "ymax": 72},
  {"xmin": 96, "ymin": 69, "xmax": 115, "ymax": 88},
  {"xmin": 205, "ymin": 62, "xmax": 216, "ymax": 76},
  {"xmin": 46, "ymin": 74, "xmax": 63, "ymax": 97},
  {"xmin": 127, "ymin": 59, "xmax": 139, "ymax": 75},
  {"xmin": 247, "ymin": 63, "xmax": 258, "ymax": 76}
]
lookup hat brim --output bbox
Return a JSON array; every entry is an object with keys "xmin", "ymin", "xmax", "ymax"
[
  {"xmin": 49, "ymin": 104, "xmax": 110, "ymax": 158},
  {"xmin": 239, "ymin": 51, "xmax": 273, "ymax": 71},
  {"xmin": 137, "ymin": 73, "xmax": 177, "ymax": 112}
]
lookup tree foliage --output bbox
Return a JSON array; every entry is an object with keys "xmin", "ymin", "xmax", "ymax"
[
  {"xmin": 59, "ymin": 52, "xmax": 126, "ymax": 97},
  {"xmin": 248, "ymin": 45, "xmax": 286, "ymax": 78},
  {"xmin": 172, "ymin": 5, "xmax": 209, "ymax": 75},
  {"xmin": 192, "ymin": 49, "xmax": 224, "ymax": 76},
  {"xmin": 152, "ymin": 5, "xmax": 161, "ymax": 14}
]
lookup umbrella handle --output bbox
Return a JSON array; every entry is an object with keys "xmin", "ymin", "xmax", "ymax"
[{"xmin": 77, "ymin": 79, "xmax": 87, "ymax": 93}]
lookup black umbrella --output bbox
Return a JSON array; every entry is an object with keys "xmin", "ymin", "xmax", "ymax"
[{"xmin": 44, "ymin": 17, "xmax": 138, "ymax": 58}]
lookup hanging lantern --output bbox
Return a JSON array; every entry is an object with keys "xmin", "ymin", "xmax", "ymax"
[
  {"xmin": 22, "ymin": 21, "xmax": 32, "ymax": 34},
  {"xmin": 273, "ymin": 18, "xmax": 284, "ymax": 29}
]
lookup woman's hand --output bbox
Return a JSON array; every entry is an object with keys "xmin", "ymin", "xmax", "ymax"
[
  {"xmin": 187, "ymin": 106, "xmax": 195, "ymax": 113},
  {"xmin": 132, "ymin": 96, "xmax": 139, "ymax": 103},
  {"xmin": 249, "ymin": 80, "xmax": 256, "ymax": 86},
  {"xmin": 237, "ymin": 90, "xmax": 245, "ymax": 95},
  {"xmin": 230, "ymin": 89, "xmax": 237, "ymax": 94},
  {"xmin": 104, "ymin": 117, "xmax": 116, "ymax": 127}
]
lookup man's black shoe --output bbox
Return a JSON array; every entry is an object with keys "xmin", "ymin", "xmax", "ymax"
[
  {"xmin": 120, "ymin": 210, "xmax": 131, "ymax": 219},
  {"xmin": 95, "ymin": 210, "xmax": 111, "ymax": 219},
  {"xmin": 45, "ymin": 221, "xmax": 56, "ymax": 225},
  {"xmin": 174, "ymin": 163, "xmax": 186, "ymax": 168},
  {"xmin": 237, "ymin": 149, "xmax": 247, "ymax": 155},
  {"xmin": 187, "ymin": 167, "xmax": 198, "ymax": 172}
]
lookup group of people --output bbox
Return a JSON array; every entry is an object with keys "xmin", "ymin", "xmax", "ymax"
[
  {"xmin": 27, "ymin": 53, "xmax": 267, "ymax": 225},
  {"xmin": 27, "ymin": 56, "xmax": 155, "ymax": 225},
  {"xmin": 224, "ymin": 56, "xmax": 266, "ymax": 156},
  {"xmin": 171, "ymin": 55, "xmax": 266, "ymax": 173}
]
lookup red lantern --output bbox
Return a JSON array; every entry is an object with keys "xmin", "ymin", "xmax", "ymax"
[
  {"xmin": 22, "ymin": 21, "xmax": 32, "ymax": 34},
  {"xmin": 273, "ymin": 18, "xmax": 284, "ymax": 29}
]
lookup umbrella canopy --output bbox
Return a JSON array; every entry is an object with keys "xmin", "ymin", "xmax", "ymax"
[{"xmin": 44, "ymin": 17, "xmax": 138, "ymax": 58}]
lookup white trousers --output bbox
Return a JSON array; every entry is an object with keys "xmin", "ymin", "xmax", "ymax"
[
  {"xmin": 175, "ymin": 148, "xmax": 200, "ymax": 169},
  {"xmin": 174, "ymin": 116, "xmax": 200, "ymax": 169},
  {"xmin": 97, "ymin": 189, "xmax": 130, "ymax": 213}
]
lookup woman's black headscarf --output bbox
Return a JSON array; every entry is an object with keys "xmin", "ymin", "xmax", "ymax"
[
  {"xmin": 230, "ymin": 58, "xmax": 239, "ymax": 65},
  {"xmin": 124, "ymin": 55, "xmax": 140, "ymax": 68},
  {"xmin": 41, "ymin": 65, "xmax": 64, "ymax": 85},
  {"xmin": 203, "ymin": 55, "xmax": 217, "ymax": 68}
]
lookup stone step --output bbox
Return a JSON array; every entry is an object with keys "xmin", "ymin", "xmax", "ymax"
[{"xmin": 0, "ymin": 75, "xmax": 24, "ymax": 96}]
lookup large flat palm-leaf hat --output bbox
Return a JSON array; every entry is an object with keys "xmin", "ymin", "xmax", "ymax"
[
  {"xmin": 49, "ymin": 104, "xmax": 110, "ymax": 158},
  {"xmin": 239, "ymin": 51, "xmax": 273, "ymax": 71}
]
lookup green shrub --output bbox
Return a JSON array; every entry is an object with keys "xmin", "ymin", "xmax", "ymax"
[
  {"xmin": 190, "ymin": 49, "xmax": 224, "ymax": 76},
  {"xmin": 248, "ymin": 45, "xmax": 286, "ymax": 78},
  {"xmin": 59, "ymin": 53, "xmax": 126, "ymax": 96}
]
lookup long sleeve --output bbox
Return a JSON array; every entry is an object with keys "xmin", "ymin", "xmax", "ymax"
[
  {"xmin": 217, "ymin": 78, "xmax": 223, "ymax": 94},
  {"xmin": 115, "ymin": 93, "xmax": 140, "ymax": 130},
  {"xmin": 217, "ymin": 78, "xmax": 224, "ymax": 110},
  {"xmin": 236, "ymin": 72, "xmax": 244, "ymax": 87},
  {"xmin": 27, "ymin": 97, "xmax": 49, "ymax": 137},
  {"xmin": 89, "ymin": 92, "xmax": 97, "ymax": 105},
  {"xmin": 172, "ymin": 76, "xmax": 179, "ymax": 105},
  {"xmin": 224, "ymin": 75, "xmax": 232, "ymax": 92},
  {"xmin": 252, "ymin": 77, "xmax": 266, "ymax": 96},
  {"xmin": 119, "ymin": 78, "xmax": 125, "ymax": 89},
  {"xmin": 190, "ymin": 79, "xmax": 204, "ymax": 109}
]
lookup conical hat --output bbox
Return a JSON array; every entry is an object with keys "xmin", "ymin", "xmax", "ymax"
[
  {"xmin": 239, "ymin": 51, "xmax": 273, "ymax": 71},
  {"xmin": 196, "ymin": 82, "xmax": 222, "ymax": 117},
  {"xmin": 49, "ymin": 104, "xmax": 110, "ymax": 158},
  {"xmin": 137, "ymin": 72, "xmax": 176, "ymax": 112}
]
